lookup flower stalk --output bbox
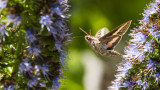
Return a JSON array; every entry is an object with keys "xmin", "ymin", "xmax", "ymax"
[{"xmin": 109, "ymin": 0, "xmax": 160, "ymax": 89}]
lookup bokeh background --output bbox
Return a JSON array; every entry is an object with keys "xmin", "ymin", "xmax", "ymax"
[{"xmin": 61, "ymin": 0, "xmax": 152, "ymax": 90}]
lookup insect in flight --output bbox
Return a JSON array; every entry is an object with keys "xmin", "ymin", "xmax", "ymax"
[{"xmin": 80, "ymin": 20, "xmax": 132, "ymax": 57}]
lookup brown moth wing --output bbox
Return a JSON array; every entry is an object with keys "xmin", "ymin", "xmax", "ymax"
[
  {"xmin": 104, "ymin": 35, "xmax": 121, "ymax": 50},
  {"xmin": 95, "ymin": 27, "xmax": 109, "ymax": 39},
  {"xmin": 99, "ymin": 20, "xmax": 132, "ymax": 42}
]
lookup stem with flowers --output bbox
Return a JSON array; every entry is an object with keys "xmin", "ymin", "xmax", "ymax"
[
  {"xmin": 0, "ymin": 0, "xmax": 70, "ymax": 90},
  {"xmin": 109, "ymin": 0, "xmax": 160, "ymax": 90}
]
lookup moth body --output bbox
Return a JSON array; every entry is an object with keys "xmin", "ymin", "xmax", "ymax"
[{"xmin": 85, "ymin": 35, "xmax": 121, "ymax": 57}]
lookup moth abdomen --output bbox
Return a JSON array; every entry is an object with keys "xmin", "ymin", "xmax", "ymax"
[{"xmin": 105, "ymin": 50, "xmax": 121, "ymax": 57}]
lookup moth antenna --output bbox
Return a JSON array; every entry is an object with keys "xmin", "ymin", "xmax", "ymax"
[
  {"xmin": 79, "ymin": 27, "xmax": 88, "ymax": 35},
  {"xmin": 89, "ymin": 29, "xmax": 91, "ymax": 35},
  {"xmin": 72, "ymin": 36, "xmax": 84, "ymax": 39}
]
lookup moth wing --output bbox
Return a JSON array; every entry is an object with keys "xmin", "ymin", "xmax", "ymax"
[
  {"xmin": 99, "ymin": 20, "xmax": 132, "ymax": 41},
  {"xmin": 103, "ymin": 35, "xmax": 122, "ymax": 50},
  {"xmin": 95, "ymin": 27, "xmax": 109, "ymax": 39}
]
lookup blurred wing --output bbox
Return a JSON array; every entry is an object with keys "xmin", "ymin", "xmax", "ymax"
[
  {"xmin": 104, "ymin": 35, "xmax": 121, "ymax": 50},
  {"xmin": 95, "ymin": 27, "xmax": 109, "ymax": 39},
  {"xmin": 99, "ymin": 20, "xmax": 132, "ymax": 42}
]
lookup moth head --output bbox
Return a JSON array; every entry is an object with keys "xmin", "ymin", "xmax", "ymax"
[
  {"xmin": 85, "ymin": 35, "xmax": 93, "ymax": 42},
  {"xmin": 79, "ymin": 27, "xmax": 93, "ymax": 43}
]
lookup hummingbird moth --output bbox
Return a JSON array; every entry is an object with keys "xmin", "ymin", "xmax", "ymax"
[{"xmin": 80, "ymin": 20, "xmax": 132, "ymax": 57}]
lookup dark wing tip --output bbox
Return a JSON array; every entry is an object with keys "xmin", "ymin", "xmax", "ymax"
[{"xmin": 127, "ymin": 20, "xmax": 132, "ymax": 24}]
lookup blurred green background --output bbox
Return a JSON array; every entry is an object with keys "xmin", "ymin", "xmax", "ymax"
[{"xmin": 62, "ymin": 0, "xmax": 152, "ymax": 90}]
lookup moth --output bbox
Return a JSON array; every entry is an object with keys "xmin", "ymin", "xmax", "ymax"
[{"xmin": 80, "ymin": 20, "xmax": 132, "ymax": 57}]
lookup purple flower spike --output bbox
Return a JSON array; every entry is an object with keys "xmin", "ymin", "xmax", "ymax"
[{"xmin": 109, "ymin": 1, "xmax": 160, "ymax": 89}]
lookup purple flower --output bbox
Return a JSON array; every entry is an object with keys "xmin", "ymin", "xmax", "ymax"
[
  {"xmin": 19, "ymin": 62, "xmax": 33, "ymax": 75},
  {"xmin": 39, "ymin": 15, "xmax": 53, "ymax": 32},
  {"xmin": 142, "ymin": 82, "xmax": 149, "ymax": 90},
  {"xmin": 6, "ymin": 14, "xmax": 15, "ymax": 25},
  {"xmin": 123, "ymin": 81, "xmax": 132, "ymax": 87},
  {"xmin": 0, "ymin": 0, "xmax": 8, "ymax": 12},
  {"xmin": 55, "ymin": 41, "xmax": 63, "ymax": 52},
  {"xmin": 27, "ymin": 46, "xmax": 41, "ymax": 56},
  {"xmin": 124, "ymin": 46, "xmax": 145, "ymax": 62},
  {"xmin": 41, "ymin": 64, "xmax": 50, "ymax": 80},
  {"xmin": 57, "ymin": 0, "xmax": 68, "ymax": 4},
  {"xmin": 52, "ymin": 77, "xmax": 60, "ymax": 90},
  {"xmin": 0, "ymin": 24, "xmax": 9, "ymax": 41},
  {"xmin": 129, "ymin": 32, "xmax": 146, "ymax": 44},
  {"xmin": 13, "ymin": 16, "xmax": 22, "ymax": 28},
  {"xmin": 136, "ymin": 79, "xmax": 143, "ymax": 85},
  {"xmin": 108, "ymin": 81, "xmax": 121, "ymax": 90},
  {"xmin": 50, "ymin": 26, "xmax": 58, "ymax": 34},
  {"xmin": 141, "ymin": 2, "xmax": 159, "ymax": 25},
  {"xmin": 108, "ymin": 62, "xmax": 133, "ymax": 90},
  {"xmin": 153, "ymin": 73, "xmax": 160, "ymax": 84},
  {"xmin": 40, "ymin": 82, "xmax": 46, "ymax": 87},
  {"xmin": 23, "ymin": 58, "xmax": 30, "ymax": 62},
  {"xmin": 147, "ymin": 60, "xmax": 154, "ymax": 68},
  {"xmin": 27, "ymin": 77, "xmax": 39, "ymax": 88},
  {"xmin": 0, "ymin": 25, "xmax": 8, "ymax": 36},
  {"xmin": 26, "ymin": 31, "xmax": 37, "ymax": 43},
  {"xmin": 60, "ymin": 51, "xmax": 66, "ymax": 61},
  {"xmin": 3, "ymin": 85, "xmax": 14, "ymax": 90},
  {"xmin": 148, "ymin": 28, "xmax": 160, "ymax": 39},
  {"xmin": 51, "ymin": 7, "xmax": 65, "ymax": 18},
  {"xmin": 34, "ymin": 65, "xmax": 41, "ymax": 75},
  {"xmin": 147, "ymin": 3, "xmax": 159, "ymax": 15},
  {"xmin": 147, "ymin": 60, "xmax": 158, "ymax": 71},
  {"xmin": 143, "ymin": 42, "xmax": 152, "ymax": 53},
  {"xmin": 6, "ymin": 14, "xmax": 22, "ymax": 28},
  {"xmin": 55, "ymin": 20, "xmax": 64, "ymax": 30},
  {"xmin": 156, "ymin": 0, "xmax": 160, "ymax": 3}
]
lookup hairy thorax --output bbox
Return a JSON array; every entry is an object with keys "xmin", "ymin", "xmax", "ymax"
[
  {"xmin": 90, "ymin": 39, "xmax": 120, "ymax": 57},
  {"xmin": 90, "ymin": 39, "xmax": 106, "ymax": 55}
]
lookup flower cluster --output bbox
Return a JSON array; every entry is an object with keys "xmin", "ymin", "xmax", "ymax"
[
  {"xmin": 0, "ymin": 23, "xmax": 8, "ymax": 42},
  {"xmin": 0, "ymin": 14, "xmax": 21, "ymax": 42},
  {"xmin": 3, "ymin": 85, "xmax": 14, "ymax": 90},
  {"xmin": 39, "ymin": 6, "xmax": 70, "ymax": 65},
  {"xmin": 19, "ymin": 29, "xmax": 52, "ymax": 89},
  {"xmin": 39, "ymin": 0, "xmax": 70, "ymax": 89},
  {"xmin": 109, "ymin": 0, "xmax": 160, "ymax": 89},
  {"xmin": 6, "ymin": 14, "xmax": 22, "ymax": 28},
  {"xmin": 0, "ymin": 0, "xmax": 70, "ymax": 90},
  {"xmin": 26, "ymin": 30, "xmax": 41, "ymax": 57}
]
